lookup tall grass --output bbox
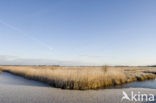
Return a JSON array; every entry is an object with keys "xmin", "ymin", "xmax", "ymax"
[
  {"xmin": 0, "ymin": 66, "xmax": 155, "ymax": 90},
  {"xmin": 102, "ymin": 65, "xmax": 108, "ymax": 72}
]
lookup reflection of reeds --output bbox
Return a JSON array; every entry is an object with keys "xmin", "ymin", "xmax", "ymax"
[{"xmin": 0, "ymin": 66, "xmax": 155, "ymax": 90}]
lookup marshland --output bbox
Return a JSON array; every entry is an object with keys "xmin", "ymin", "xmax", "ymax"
[
  {"xmin": 0, "ymin": 65, "xmax": 156, "ymax": 90},
  {"xmin": 1, "ymin": 1, "xmax": 156, "ymax": 102}
]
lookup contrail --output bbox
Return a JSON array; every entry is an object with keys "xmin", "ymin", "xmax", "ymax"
[{"xmin": 0, "ymin": 19, "xmax": 53, "ymax": 51}]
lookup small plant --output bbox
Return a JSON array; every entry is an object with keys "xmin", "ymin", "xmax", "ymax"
[{"xmin": 102, "ymin": 65, "xmax": 108, "ymax": 72}]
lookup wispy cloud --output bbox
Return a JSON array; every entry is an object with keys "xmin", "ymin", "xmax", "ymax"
[{"xmin": 0, "ymin": 19, "xmax": 53, "ymax": 51}]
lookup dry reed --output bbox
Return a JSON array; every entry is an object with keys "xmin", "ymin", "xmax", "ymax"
[{"xmin": 0, "ymin": 66, "xmax": 155, "ymax": 90}]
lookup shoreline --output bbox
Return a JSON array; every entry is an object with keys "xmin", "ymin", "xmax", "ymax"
[
  {"xmin": 0, "ymin": 66, "xmax": 156, "ymax": 90},
  {"xmin": 0, "ymin": 70, "xmax": 156, "ymax": 103}
]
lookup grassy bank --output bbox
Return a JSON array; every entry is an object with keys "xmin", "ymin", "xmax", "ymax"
[{"xmin": 0, "ymin": 66, "xmax": 155, "ymax": 90}]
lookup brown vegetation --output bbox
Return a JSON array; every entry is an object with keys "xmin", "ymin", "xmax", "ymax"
[{"xmin": 0, "ymin": 66, "xmax": 156, "ymax": 90}]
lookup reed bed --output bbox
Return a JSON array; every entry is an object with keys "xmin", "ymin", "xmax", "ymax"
[{"xmin": 0, "ymin": 66, "xmax": 155, "ymax": 90}]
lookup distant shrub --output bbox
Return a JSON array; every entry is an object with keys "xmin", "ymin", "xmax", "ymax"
[{"xmin": 102, "ymin": 65, "xmax": 108, "ymax": 72}]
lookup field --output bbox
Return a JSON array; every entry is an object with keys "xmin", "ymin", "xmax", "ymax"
[{"xmin": 0, "ymin": 66, "xmax": 156, "ymax": 90}]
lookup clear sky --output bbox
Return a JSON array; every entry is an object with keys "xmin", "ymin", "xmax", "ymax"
[{"xmin": 0, "ymin": 0, "xmax": 156, "ymax": 66}]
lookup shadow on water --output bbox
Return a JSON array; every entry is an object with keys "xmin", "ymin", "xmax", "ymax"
[
  {"xmin": 108, "ymin": 78, "xmax": 156, "ymax": 90},
  {"xmin": 0, "ymin": 72, "xmax": 50, "ymax": 87},
  {"xmin": 121, "ymin": 79, "xmax": 156, "ymax": 89}
]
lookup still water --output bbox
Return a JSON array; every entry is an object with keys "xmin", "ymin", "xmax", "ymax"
[{"xmin": 0, "ymin": 72, "xmax": 49, "ymax": 87}]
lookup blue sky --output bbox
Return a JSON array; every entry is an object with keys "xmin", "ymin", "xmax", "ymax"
[{"xmin": 0, "ymin": 0, "xmax": 156, "ymax": 66}]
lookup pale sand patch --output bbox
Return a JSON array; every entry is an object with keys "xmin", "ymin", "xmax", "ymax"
[{"xmin": 0, "ymin": 84, "xmax": 155, "ymax": 103}]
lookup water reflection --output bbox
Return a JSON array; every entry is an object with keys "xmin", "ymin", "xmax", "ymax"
[
  {"xmin": 0, "ymin": 72, "xmax": 49, "ymax": 87},
  {"xmin": 123, "ymin": 79, "xmax": 156, "ymax": 89}
]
